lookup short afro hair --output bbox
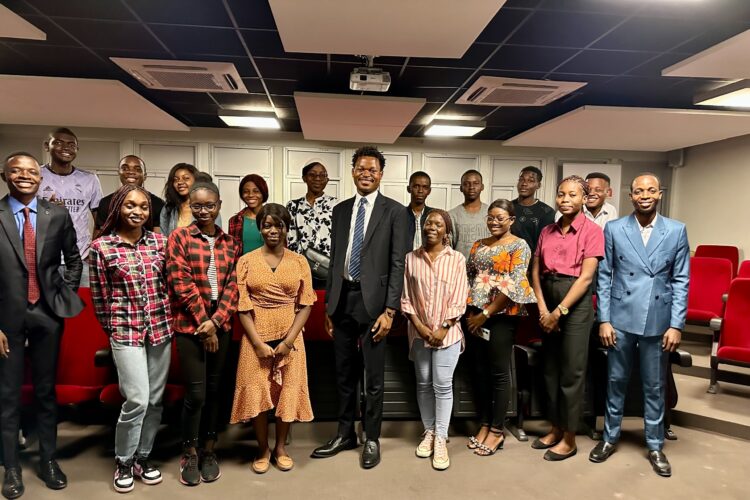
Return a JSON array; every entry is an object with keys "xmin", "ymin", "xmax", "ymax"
[
  {"xmin": 352, "ymin": 146, "xmax": 386, "ymax": 170},
  {"xmin": 520, "ymin": 166, "xmax": 543, "ymax": 182},
  {"xmin": 586, "ymin": 172, "xmax": 611, "ymax": 185}
]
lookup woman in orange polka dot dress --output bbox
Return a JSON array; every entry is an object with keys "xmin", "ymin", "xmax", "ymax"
[{"xmin": 231, "ymin": 203, "xmax": 315, "ymax": 474}]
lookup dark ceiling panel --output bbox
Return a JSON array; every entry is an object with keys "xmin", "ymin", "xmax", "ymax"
[
  {"xmin": 556, "ymin": 49, "xmax": 656, "ymax": 76},
  {"xmin": 503, "ymin": 0, "xmax": 543, "ymax": 9},
  {"xmin": 539, "ymin": 0, "xmax": 637, "ymax": 15},
  {"xmin": 13, "ymin": 15, "xmax": 78, "ymax": 46},
  {"xmin": 262, "ymin": 79, "xmax": 299, "ymax": 96},
  {"xmin": 592, "ymin": 16, "xmax": 704, "ymax": 52},
  {"xmin": 485, "ymin": 45, "xmax": 579, "ymax": 72},
  {"xmin": 507, "ymin": 10, "xmax": 626, "ymax": 48},
  {"xmin": 150, "ymin": 25, "xmax": 247, "ymax": 56},
  {"xmin": 127, "ymin": 0, "xmax": 232, "ymax": 27},
  {"xmin": 11, "ymin": 45, "xmax": 108, "ymax": 78},
  {"xmin": 476, "ymin": 8, "xmax": 531, "ymax": 43},
  {"xmin": 410, "ymin": 43, "xmax": 497, "ymax": 69},
  {"xmin": 625, "ymin": 52, "xmax": 695, "ymax": 78},
  {"xmin": 255, "ymin": 59, "xmax": 324, "ymax": 80},
  {"xmin": 22, "ymin": 0, "xmax": 136, "ymax": 20},
  {"xmin": 400, "ymin": 67, "xmax": 475, "ymax": 88},
  {"xmin": 53, "ymin": 19, "xmax": 163, "ymax": 52},
  {"xmin": 676, "ymin": 22, "xmax": 750, "ymax": 54},
  {"xmin": 224, "ymin": 0, "xmax": 277, "ymax": 29},
  {"xmin": 211, "ymin": 92, "xmax": 271, "ymax": 109}
]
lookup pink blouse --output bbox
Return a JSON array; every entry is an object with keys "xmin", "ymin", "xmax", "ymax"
[
  {"xmin": 401, "ymin": 246, "xmax": 469, "ymax": 351},
  {"xmin": 535, "ymin": 212, "xmax": 604, "ymax": 277}
]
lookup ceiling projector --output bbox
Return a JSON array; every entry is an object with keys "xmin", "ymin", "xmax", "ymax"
[{"xmin": 350, "ymin": 67, "xmax": 391, "ymax": 92}]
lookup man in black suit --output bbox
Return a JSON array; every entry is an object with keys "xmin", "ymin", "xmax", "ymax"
[
  {"xmin": 0, "ymin": 152, "xmax": 84, "ymax": 499},
  {"xmin": 311, "ymin": 146, "xmax": 408, "ymax": 469},
  {"xmin": 406, "ymin": 171, "xmax": 433, "ymax": 251}
]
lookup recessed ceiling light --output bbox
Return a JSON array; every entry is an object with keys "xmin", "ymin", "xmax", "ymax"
[
  {"xmin": 424, "ymin": 119, "xmax": 485, "ymax": 137},
  {"xmin": 695, "ymin": 80, "xmax": 750, "ymax": 108},
  {"xmin": 219, "ymin": 115, "xmax": 281, "ymax": 129}
]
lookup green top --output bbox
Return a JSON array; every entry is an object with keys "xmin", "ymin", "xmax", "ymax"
[{"xmin": 242, "ymin": 216, "xmax": 264, "ymax": 255}]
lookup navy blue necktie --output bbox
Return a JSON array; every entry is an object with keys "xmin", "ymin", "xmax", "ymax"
[{"xmin": 348, "ymin": 198, "xmax": 367, "ymax": 280}]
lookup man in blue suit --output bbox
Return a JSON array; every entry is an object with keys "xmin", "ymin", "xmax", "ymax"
[{"xmin": 589, "ymin": 173, "xmax": 689, "ymax": 477}]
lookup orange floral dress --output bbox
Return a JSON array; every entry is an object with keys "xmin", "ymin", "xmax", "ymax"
[
  {"xmin": 466, "ymin": 237, "xmax": 536, "ymax": 314},
  {"xmin": 230, "ymin": 248, "xmax": 316, "ymax": 423}
]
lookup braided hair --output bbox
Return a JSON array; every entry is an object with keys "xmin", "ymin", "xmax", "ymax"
[
  {"xmin": 99, "ymin": 184, "xmax": 152, "ymax": 237},
  {"xmin": 557, "ymin": 175, "xmax": 590, "ymax": 197}
]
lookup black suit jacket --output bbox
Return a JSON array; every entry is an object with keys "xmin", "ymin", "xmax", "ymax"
[
  {"xmin": 0, "ymin": 196, "xmax": 84, "ymax": 333},
  {"xmin": 406, "ymin": 205, "xmax": 432, "ymax": 248},
  {"xmin": 326, "ymin": 192, "xmax": 409, "ymax": 319}
]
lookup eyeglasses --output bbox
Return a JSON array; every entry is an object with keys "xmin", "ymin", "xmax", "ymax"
[
  {"xmin": 306, "ymin": 173, "xmax": 328, "ymax": 180},
  {"xmin": 189, "ymin": 203, "xmax": 218, "ymax": 212},
  {"xmin": 486, "ymin": 216, "xmax": 513, "ymax": 224}
]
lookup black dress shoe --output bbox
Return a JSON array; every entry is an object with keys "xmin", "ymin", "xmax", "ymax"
[
  {"xmin": 648, "ymin": 450, "xmax": 672, "ymax": 477},
  {"xmin": 589, "ymin": 441, "xmax": 616, "ymax": 463},
  {"xmin": 311, "ymin": 435, "xmax": 358, "ymax": 458},
  {"xmin": 361, "ymin": 440, "xmax": 380, "ymax": 469},
  {"xmin": 543, "ymin": 447, "xmax": 577, "ymax": 461},
  {"xmin": 664, "ymin": 428, "xmax": 678, "ymax": 441},
  {"xmin": 2, "ymin": 468, "xmax": 24, "ymax": 500},
  {"xmin": 38, "ymin": 460, "xmax": 67, "ymax": 490},
  {"xmin": 531, "ymin": 437, "xmax": 560, "ymax": 450}
]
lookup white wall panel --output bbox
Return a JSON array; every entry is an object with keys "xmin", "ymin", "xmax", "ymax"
[
  {"xmin": 382, "ymin": 152, "xmax": 410, "ymax": 181},
  {"xmin": 217, "ymin": 176, "xmax": 241, "ymax": 230},
  {"xmin": 284, "ymin": 148, "xmax": 343, "ymax": 179},
  {"xmin": 137, "ymin": 143, "xmax": 196, "ymax": 174},
  {"xmin": 76, "ymin": 140, "xmax": 120, "ymax": 170},
  {"xmin": 428, "ymin": 185, "xmax": 449, "ymax": 210},
  {"xmin": 212, "ymin": 145, "xmax": 272, "ymax": 177},
  {"xmin": 381, "ymin": 183, "xmax": 408, "ymax": 205},
  {"xmin": 422, "ymin": 153, "xmax": 479, "ymax": 184}
]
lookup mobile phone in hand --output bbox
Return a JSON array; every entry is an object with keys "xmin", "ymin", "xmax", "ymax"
[{"xmin": 479, "ymin": 328, "xmax": 490, "ymax": 341}]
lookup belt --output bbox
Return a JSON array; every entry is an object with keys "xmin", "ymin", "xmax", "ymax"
[
  {"xmin": 343, "ymin": 279, "xmax": 361, "ymax": 291},
  {"xmin": 542, "ymin": 272, "xmax": 577, "ymax": 281}
]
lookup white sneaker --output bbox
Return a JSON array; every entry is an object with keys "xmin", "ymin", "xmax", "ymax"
[
  {"xmin": 432, "ymin": 436, "xmax": 450, "ymax": 470},
  {"xmin": 416, "ymin": 429, "xmax": 435, "ymax": 458},
  {"xmin": 114, "ymin": 459, "xmax": 135, "ymax": 493}
]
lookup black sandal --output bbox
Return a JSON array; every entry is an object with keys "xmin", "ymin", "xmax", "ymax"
[
  {"xmin": 467, "ymin": 425, "xmax": 490, "ymax": 450},
  {"xmin": 474, "ymin": 428, "xmax": 504, "ymax": 456}
]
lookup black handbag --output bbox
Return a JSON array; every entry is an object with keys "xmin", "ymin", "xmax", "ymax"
[{"xmin": 304, "ymin": 247, "xmax": 330, "ymax": 281}]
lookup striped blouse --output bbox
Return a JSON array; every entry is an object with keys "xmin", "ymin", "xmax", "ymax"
[{"xmin": 401, "ymin": 246, "xmax": 469, "ymax": 351}]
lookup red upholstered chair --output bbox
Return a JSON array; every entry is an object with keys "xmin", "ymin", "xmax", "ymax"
[
  {"xmin": 303, "ymin": 290, "xmax": 331, "ymax": 341},
  {"xmin": 737, "ymin": 260, "xmax": 750, "ymax": 279},
  {"xmin": 695, "ymin": 245, "xmax": 740, "ymax": 278},
  {"xmin": 708, "ymin": 278, "xmax": 750, "ymax": 394},
  {"xmin": 52, "ymin": 288, "xmax": 112, "ymax": 405},
  {"xmin": 686, "ymin": 257, "xmax": 732, "ymax": 326}
]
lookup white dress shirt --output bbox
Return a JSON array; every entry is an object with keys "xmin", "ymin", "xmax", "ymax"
[
  {"xmin": 344, "ymin": 190, "xmax": 379, "ymax": 281},
  {"xmin": 638, "ymin": 213, "xmax": 658, "ymax": 246},
  {"xmin": 584, "ymin": 201, "xmax": 618, "ymax": 229}
]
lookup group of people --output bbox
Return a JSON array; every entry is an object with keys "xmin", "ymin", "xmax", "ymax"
[{"xmin": 0, "ymin": 128, "xmax": 689, "ymax": 499}]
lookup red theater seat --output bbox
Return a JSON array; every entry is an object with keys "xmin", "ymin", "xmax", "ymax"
[
  {"xmin": 686, "ymin": 257, "xmax": 732, "ymax": 326},
  {"xmin": 737, "ymin": 260, "xmax": 750, "ymax": 279},
  {"xmin": 23, "ymin": 288, "xmax": 111, "ymax": 406},
  {"xmin": 303, "ymin": 290, "xmax": 330, "ymax": 341},
  {"xmin": 708, "ymin": 278, "xmax": 750, "ymax": 394},
  {"xmin": 695, "ymin": 245, "xmax": 740, "ymax": 278}
]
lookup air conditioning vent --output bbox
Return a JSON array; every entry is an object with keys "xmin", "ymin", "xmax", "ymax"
[
  {"xmin": 110, "ymin": 57, "xmax": 248, "ymax": 93},
  {"xmin": 456, "ymin": 77, "xmax": 586, "ymax": 106}
]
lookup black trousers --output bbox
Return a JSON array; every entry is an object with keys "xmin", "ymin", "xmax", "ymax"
[
  {"xmin": 176, "ymin": 330, "xmax": 231, "ymax": 449},
  {"xmin": 0, "ymin": 301, "xmax": 63, "ymax": 468},
  {"xmin": 466, "ymin": 313, "xmax": 518, "ymax": 429},
  {"xmin": 332, "ymin": 285, "xmax": 386, "ymax": 440},
  {"xmin": 541, "ymin": 275, "xmax": 594, "ymax": 432}
]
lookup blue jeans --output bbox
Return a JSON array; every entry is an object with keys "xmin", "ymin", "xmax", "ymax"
[
  {"xmin": 604, "ymin": 330, "xmax": 668, "ymax": 451},
  {"xmin": 410, "ymin": 341, "xmax": 461, "ymax": 439},
  {"xmin": 110, "ymin": 338, "xmax": 171, "ymax": 462}
]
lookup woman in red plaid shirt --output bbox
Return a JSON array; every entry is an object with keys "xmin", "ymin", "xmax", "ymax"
[
  {"xmin": 89, "ymin": 184, "xmax": 172, "ymax": 493},
  {"xmin": 166, "ymin": 181, "xmax": 238, "ymax": 487}
]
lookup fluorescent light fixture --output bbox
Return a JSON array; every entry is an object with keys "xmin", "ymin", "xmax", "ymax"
[
  {"xmin": 219, "ymin": 114, "xmax": 280, "ymax": 129},
  {"xmin": 695, "ymin": 80, "xmax": 750, "ymax": 108},
  {"xmin": 424, "ymin": 119, "xmax": 485, "ymax": 137}
]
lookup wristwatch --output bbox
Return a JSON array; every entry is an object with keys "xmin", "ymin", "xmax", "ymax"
[
  {"xmin": 482, "ymin": 309, "xmax": 491, "ymax": 318},
  {"xmin": 557, "ymin": 304, "xmax": 570, "ymax": 315},
  {"xmin": 441, "ymin": 321, "xmax": 451, "ymax": 329}
]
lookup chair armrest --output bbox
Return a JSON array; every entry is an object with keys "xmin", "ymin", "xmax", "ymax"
[
  {"xmin": 709, "ymin": 318, "xmax": 723, "ymax": 332},
  {"xmin": 514, "ymin": 344, "xmax": 540, "ymax": 367},
  {"xmin": 94, "ymin": 348, "xmax": 113, "ymax": 367},
  {"xmin": 669, "ymin": 349, "xmax": 692, "ymax": 368}
]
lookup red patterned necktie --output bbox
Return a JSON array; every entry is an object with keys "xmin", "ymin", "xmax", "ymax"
[{"xmin": 23, "ymin": 208, "xmax": 40, "ymax": 304}]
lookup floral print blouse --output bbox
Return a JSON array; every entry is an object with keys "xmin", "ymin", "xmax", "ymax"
[
  {"xmin": 285, "ymin": 194, "xmax": 337, "ymax": 257},
  {"xmin": 466, "ymin": 237, "xmax": 537, "ymax": 316}
]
